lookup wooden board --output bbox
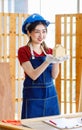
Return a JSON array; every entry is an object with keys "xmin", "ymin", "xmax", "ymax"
[
  {"xmin": 0, "ymin": 63, "xmax": 14, "ymax": 120},
  {"xmin": 79, "ymin": 75, "xmax": 82, "ymax": 112}
]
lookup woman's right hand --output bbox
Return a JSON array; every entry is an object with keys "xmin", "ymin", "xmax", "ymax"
[{"xmin": 46, "ymin": 54, "xmax": 56, "ymax": 64}]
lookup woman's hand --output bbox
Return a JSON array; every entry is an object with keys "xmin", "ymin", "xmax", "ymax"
[{"xmin": 46, "ymin": 54, "xmax": 56, "ymax": 64}]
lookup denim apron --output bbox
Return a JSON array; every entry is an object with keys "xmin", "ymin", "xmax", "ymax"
[{"xmin": 21, "ymin": 54, "xmax": 60, "ymax": 119}]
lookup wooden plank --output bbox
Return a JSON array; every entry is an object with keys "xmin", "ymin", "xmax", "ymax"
[
  {"xmin": 76, "ymin": 15, "xmax": 82, "ymax": 112},
  {"xmin": 79, "ymin": 72, "xmax": 82, "ymax": 112},
  {"xmin": 55, "ymin": 15, "xmax": 61, "ymax": 111},
  {"xmin": 55, "ymin": 15, "xmax": 61, "ymax": 44},
  {"xmin": 76, "ymin": 14, "xmax": 82, "ymax": 112},
  {"xmin": 0, "ymin": 63, "xmax": 14, "ymax": 120},
  {"xmin": 9, "ymin": 13, "xmax": 16, "ymax": 112},
  {"xmin": 0, "ymin": 13, "xmax": 3, "ymax": 61},
  {"xmin": 3, "ymin": 13, "xmax": 8, "ymax": 61},
  {"xmin": 63, "ymin": 16, "xmax": 67, "ymax": 113},
  {"xmin": 69, "ymin": 16, "xmax": 73, "ymax": 113}
]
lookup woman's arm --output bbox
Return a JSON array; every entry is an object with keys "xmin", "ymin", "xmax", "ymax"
[
  {"xmin": 51, "ymin": 63, "xmax": 59, "ymax": 79},
  {"xmin": 22, "ymin": 60, "xmax": 50, "ymax": 80}
]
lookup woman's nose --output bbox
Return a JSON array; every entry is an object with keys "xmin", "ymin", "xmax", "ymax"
[{"xmin": 39, "ymin": 31, "xmax": 43, "ymax": 37}]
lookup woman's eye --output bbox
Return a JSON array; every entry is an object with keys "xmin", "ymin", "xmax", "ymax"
[
  {"xmin": 34, "ymin": 29, "xmax": 47, "ymax": 34},
  {"xmin": 43, "ymin": 30, "xmax": 46, "ymax": 33},
  {"xmin": 35, "ymin": 31, "xmax": 40, "ymax": 33}
]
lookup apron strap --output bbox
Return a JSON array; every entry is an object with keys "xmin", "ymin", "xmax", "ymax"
[
  {"xmin": 40, "ymin": 45, "xmax": 48, "ymax": 56},
  {"xmin": 29, "ymin": 44, "xmax": 47, "ymax": 59},
  {"xmin": 29, "ymin": 44, "xmax": 35, "ymax": 59}
]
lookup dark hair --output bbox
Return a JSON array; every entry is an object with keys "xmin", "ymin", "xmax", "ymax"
[{"xmin": 27, "ymin": 21, "xmax": 48, "ymax": 51}]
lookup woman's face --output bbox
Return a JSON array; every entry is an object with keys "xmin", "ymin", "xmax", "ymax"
[{"xmin": 28, "ymin": 24, "xmax": 47, "ymax": 44}]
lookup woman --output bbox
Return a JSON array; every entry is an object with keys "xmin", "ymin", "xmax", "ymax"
[{"xmin": 18, "ymin": 13, "xmax": 60, "ymax": 119}]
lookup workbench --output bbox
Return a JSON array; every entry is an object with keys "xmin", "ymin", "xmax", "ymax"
[{"xmin": 0, "ymin": 112, "xmax": 82, "ymax": 130}]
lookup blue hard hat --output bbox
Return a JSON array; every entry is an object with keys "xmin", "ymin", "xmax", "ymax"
[{"xmin": 22, "ymin": 13, "xmax": 50, "ymax": 34}]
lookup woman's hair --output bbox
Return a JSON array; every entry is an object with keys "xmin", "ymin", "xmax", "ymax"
[
  {"xmin": 27, "ymin": 21, "xmax": 47, "ymax": 33},
  {"xmin": 27, "ymin": 21, "xmax": 48, "ymax": 51}
]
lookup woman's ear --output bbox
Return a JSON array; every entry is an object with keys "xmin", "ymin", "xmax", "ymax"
[
  {"xmin": 27, "ymin": 31, "xmax": 30, "ymax": 36},
  {"xmin": 27, "ymin": 31, "xmax": 31, "ymax": 41}
]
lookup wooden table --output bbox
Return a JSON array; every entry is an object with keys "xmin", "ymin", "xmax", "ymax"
[{"xmin": 0, "ymin": 112, "xmax": 82, "ymax": 130}]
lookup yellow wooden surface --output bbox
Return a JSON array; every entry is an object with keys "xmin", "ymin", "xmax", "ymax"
[
  {"xmin": 79, "ymin": 77, "xmax": 82, "ymax": 111},
  {"xmin": 76, "ymin": 15, "xmax": 82, "ymax": 112},
  {"xmin": 0, "ymin": 63, "xmax": 14, "ymax": 120},
  {"xmin": 0, "ymin": 122, "xmax": 32, "ymax": 130}
]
